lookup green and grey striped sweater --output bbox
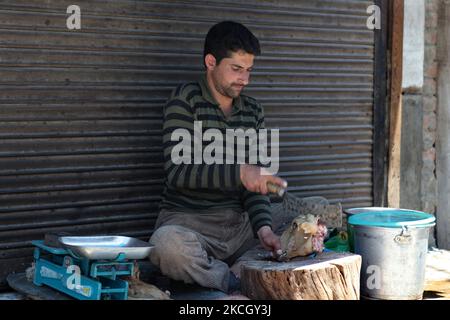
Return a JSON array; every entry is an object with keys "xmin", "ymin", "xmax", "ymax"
[{"xmin": 159, "ymin": 75, "xmax": 272, "ymax": 236}]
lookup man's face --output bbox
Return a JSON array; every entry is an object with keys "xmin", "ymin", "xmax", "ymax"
[{"xmin": 207, "ymin": 50, "xmax": 254, "ymax": 99}]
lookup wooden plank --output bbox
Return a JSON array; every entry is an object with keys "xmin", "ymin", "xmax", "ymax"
[{"xmin": 387, "ymin": 0, "xmax": 404, "ymax": 208}]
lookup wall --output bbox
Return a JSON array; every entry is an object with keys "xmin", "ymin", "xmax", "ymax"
[
  {"xmin": 436, "ymin": 0, "xmax": 450, "ymax": 249},
  {"xmin": 421, "ymin": 0, "xmax": 439, "ymax": 219},
  {"xmin": 394, "ymin": 0, "xmax": 440, "ymax": 246},
  {"xmin": 402, "ymin": 0, "xmax": 425, "ymax": 89},
  {"xmin": 399, "ymin": 0, "xmax": 426, "ymax": 212}
]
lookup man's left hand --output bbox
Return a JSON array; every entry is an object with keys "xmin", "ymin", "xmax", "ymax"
[{"xmin": 257, "ymin": 226, "xmax": 281, "ymax": 257}]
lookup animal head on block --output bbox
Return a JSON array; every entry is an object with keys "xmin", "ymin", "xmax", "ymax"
[{"xmin": 279, "ymin": 213, "xmax": 328, "ymax": 259}]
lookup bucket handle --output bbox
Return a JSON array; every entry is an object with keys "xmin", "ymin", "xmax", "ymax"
[{"xmin": 394, "ymin": 226, "xmax": 412, "ymax": 245}]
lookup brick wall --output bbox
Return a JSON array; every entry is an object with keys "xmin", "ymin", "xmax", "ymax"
[{"xmin": 421, "ymin": 0, "xmax": 439, "ymax": 217}]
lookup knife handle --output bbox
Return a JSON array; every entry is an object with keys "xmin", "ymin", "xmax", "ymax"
[{"xmin": 267, "ymin": 182, "xmax": 286, "ymax": 198}]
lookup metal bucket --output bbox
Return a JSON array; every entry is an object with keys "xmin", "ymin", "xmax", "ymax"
[
  {"xmin": 344, "ymin": 207, "xmax": 377, "ymax": 252},
  {"xmin": 348, "ymin": 208, "xmax": 435, "ymax": 300}
]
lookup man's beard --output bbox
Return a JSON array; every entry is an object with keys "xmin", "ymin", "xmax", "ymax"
[{"xmin": 215, "ymin": 83, "xmax": 242, "ymax": 99}]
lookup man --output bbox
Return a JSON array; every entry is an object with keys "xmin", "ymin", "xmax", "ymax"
[{"xmin": 149, "ymin": 21, "xmax": 287, "ymax": 293}]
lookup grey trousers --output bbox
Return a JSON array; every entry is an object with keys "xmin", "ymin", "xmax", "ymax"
[
  {"xmin": 149, "ymin": 197, "xmax": 330, "ymax": 292},
  {"xmin": 149, "ymin": 208, "xmax": 256, "ymax": 292}
]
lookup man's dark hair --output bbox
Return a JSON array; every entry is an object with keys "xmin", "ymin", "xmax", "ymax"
[{"xmin": 203, "ymin": 21, "xmax": 261, "ymax": 67}]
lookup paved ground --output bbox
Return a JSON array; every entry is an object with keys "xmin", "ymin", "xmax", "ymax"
[{"xmin": 423, "ymin": 248, "xmax": 450, "ymax": 299}]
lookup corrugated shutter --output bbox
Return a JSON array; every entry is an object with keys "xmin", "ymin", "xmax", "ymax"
[{"xmin": 0, "ymin": 0, "xmax": 384, "ymax": 287}]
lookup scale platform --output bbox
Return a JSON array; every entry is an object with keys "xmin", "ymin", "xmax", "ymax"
[{"xmin": 31, "ymin": 236, "xmax": 153, "ymax": 300}]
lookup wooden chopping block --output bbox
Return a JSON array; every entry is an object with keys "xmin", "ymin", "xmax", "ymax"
[{"xmin": 240, "ymin": 249, "xmax": 361, "ymax": 300}]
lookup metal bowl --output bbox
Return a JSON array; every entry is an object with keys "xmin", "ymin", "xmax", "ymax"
[{"xmin": 58, "ymin": 236, "xmax": 153, "ymax": 260}]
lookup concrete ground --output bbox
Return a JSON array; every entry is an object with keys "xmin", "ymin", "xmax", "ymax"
[{"xmin": 422, "ymin": 248, "xmax": 450, "ymax": 299}]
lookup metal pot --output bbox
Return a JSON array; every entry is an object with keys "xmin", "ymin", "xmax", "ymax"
[
  {"xmin": 351, "ymin": 224, "xmax": 434, "ymax": 299},
  {"xmin": 344, "ymin": 207, "xmax": 385, "ymax": 252},
  {"xmin": 348, "ymin": 208, "xmax": 435, "ymax": 300}
]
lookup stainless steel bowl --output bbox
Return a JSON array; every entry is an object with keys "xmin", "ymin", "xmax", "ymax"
[{"xmin": 58, "ymin": 236, "xmax": 153, "ymax": 260}]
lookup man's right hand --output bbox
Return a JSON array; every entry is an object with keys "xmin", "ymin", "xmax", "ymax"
[{"xmin": 240, "ymin": 164, "xmax": 287, "ymax": 195}]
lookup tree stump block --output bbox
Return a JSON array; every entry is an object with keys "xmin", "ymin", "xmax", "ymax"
[{"xmin": 240, "ymin": 249, "xmax": 361, "ymax": 300}]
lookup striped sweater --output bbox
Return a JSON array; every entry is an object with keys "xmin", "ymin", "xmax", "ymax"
[{"xmin": 159, "ymin": 75, "xmax": 272, "ymax": 236}]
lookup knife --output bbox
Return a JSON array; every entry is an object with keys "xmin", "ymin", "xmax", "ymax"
[{"xmin": 267, "ymin": 181, "xmax": 287, "ymax": 198}]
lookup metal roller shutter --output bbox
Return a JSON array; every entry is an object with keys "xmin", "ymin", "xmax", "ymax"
[{"xmin": 0, "ymin": 0, "xmax": 386, "ymax": 287}]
